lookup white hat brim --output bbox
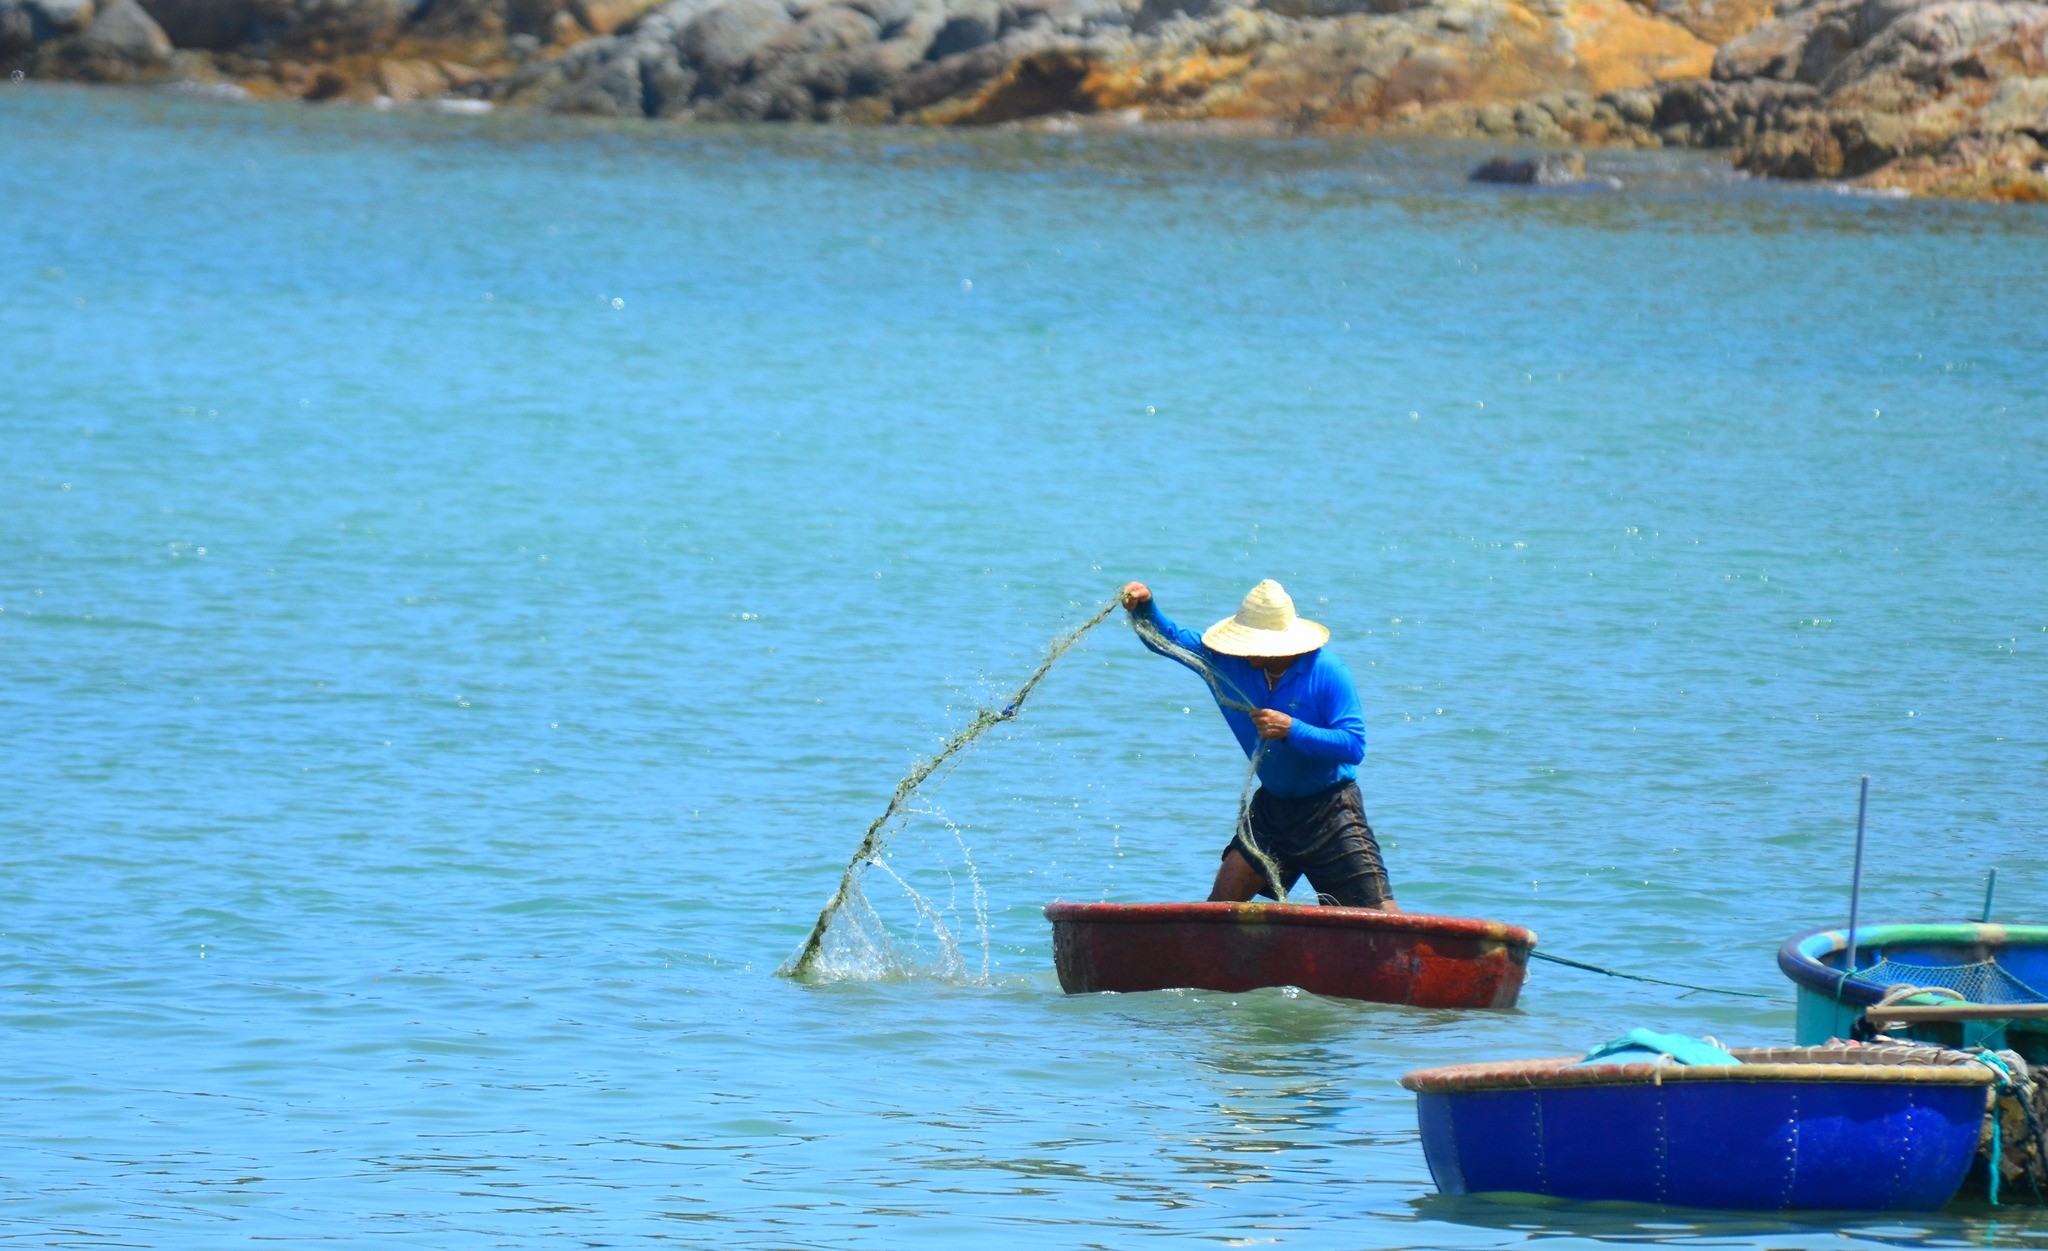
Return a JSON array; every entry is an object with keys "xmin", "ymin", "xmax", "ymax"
[{"xmin": 1201, "ymin": 615, "xmax": 1330, "ymax": 658}]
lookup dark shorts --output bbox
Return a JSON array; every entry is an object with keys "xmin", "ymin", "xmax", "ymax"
[{"xmin": 1225, "ymin": 781, "xmax": 1392, "ymax": 908}]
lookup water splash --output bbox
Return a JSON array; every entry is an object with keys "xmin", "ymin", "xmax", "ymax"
[
  {"xmin": 782, "ymin": 596, "xmax": 1122, "ymax": 980},
  {"xmin": 935, "ymin": 807, "xmax": 992, "ymax": 983}
]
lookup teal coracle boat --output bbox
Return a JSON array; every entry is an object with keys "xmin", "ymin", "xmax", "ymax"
[{"xmin": 1778, "ymin": 922, "xmax": 2048, "ymax": 1062}]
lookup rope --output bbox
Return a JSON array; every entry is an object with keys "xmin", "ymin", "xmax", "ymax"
[
  {"xmin": 1874, "ymin": 983, "xmax": 1965, "ymax": 1007},
  {"xmin": 1528, "ymin": 949, "xmax": 1776, "ymax": 1000},
  {"xmin": 1967, "ymin": 1050, "xmax": 2048, "ymax": 1206},
  {"xmin": 1127, "ymin": 610, "xmax": 1291, "ymax": 901},
  {"xmin": 1973, "ymin": 1051, "xmax": 2018, "ymax": 1206},
  {"xmin": 1992, "ymin": 1095, "xmax": 2006, "ymax": 1206}
]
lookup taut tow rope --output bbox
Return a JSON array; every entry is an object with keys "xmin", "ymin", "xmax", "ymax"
[{"xmin": 1527, "ymin": 949, "xmax": 1776, "ymax": 1000}]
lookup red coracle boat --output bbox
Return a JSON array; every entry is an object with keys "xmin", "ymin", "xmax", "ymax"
[{"xmin": 1044, "ymin": 901, "xmax": 1537, "ymax": 1008}]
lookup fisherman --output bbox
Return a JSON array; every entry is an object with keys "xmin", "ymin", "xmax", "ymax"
[{"xmin": 1121, "ymin": 579, "xmax": 1397, "ymax": 912}]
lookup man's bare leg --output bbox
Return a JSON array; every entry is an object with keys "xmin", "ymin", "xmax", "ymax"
[{"xmin": 1209, "ymin": 848, "xmax": 1268, "ymax": 902}]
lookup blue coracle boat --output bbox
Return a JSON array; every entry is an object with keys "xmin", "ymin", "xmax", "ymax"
[{"xmin": 1401, "ymin": 1046, "xmax": 1995, "ymax": 1211}]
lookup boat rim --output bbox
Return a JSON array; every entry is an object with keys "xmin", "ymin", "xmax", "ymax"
[
  {"xmin": 1776, "ymin": 920, "xmax": 2048, "ymax": 1007},
  {"xmin": 1400, "ymin": 1049, "xmax": 2000, "ymax": 1093},
  {"xmin": 1043, "ymin": 900, "xmax": 1536, "ymax": 948}
]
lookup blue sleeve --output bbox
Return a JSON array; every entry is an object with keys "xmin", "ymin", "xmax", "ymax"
[
  {"xmin": 1285, "ymin": 660, "xmax": 1366, "ymax": 764},
  {"xmin": 1134, "ymin": 601, "xmax": 1207, "ymax": 672}
]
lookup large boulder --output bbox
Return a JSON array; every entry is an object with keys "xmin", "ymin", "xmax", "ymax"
[
  {"xmin": 270, "ymin": 0, "xmax": 409, "ymax": 54},
  {"xmin": 59, "ymin": 0, "xmax": 172, "ymax": 75},
  {"xmin": 1646, "ymin": 0, "xmax": 1773, "ymax": 43},
  {"xmin": 0, "ymin": 6, "xmax": 30, "ymax": 58},
  {"xmin": 925, "ymin": 0, "xmax": 997, "ymax": 54},
  {"xmin": 678, "ymin": 0, "xmax": 791, "ymax": 88},
  {"xmin": 500, "ymin": 0, "xmax": 965, "ymax": 117},
  {"xmin": 1824, "ymin": 0, "xmax": 2047, "ymax": 86},
  {"xmin": 1672, "ymin": 0, "xmax": 2048, "ymax": 195},
  {"xmin": 375, "ymin": 50, "xmax": 447, "ymax": 91},
  {"xmin": 2, "ymin": 0, "xmax": 96, "ymax": 61},
  {"xmin": 571, "ymin": 0, "xmax": 662, "ymax": 31},
  {"xmin": 1711, "ymin": 0, "xmax": 1853, "ymax": 79},
  {"xmin": 138, "ymin": 0, "xmax": 288, "ymax": 48},
  {"xmin": 31, "ymin": 0, "xmax": 95, "ymax": 31}
]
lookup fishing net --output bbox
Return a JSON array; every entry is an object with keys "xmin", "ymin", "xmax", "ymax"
[
  {"xmin": 783, "ymin": 597, "xmax": 1121, "ymax": 979},
  {"xmin": 782, "ymin": 592, "xmax": 1296, "ymax": 981},
  {"xmin": 1859, "ymin": 955, "xmax": 2048, "ymax": 1005}
]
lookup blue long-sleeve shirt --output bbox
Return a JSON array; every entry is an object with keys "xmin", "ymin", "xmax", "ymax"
[{"xmin": 1135, "ymin": 601, "xmax": 1366, "ymax": 798}]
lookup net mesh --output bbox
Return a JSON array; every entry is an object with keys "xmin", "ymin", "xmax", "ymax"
[{"xmin": 1858, "ymin": 956, "xmax": 2048, "ymax": 1005}]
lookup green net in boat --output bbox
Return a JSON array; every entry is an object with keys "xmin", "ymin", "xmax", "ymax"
[{"xmin": 1858, "ymin": 955, "xmax": 2048, "ymax": 1005}]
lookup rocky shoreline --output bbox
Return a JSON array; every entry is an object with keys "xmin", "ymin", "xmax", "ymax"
[{"xmin": 6, "ymin": 0, "xmax": 2044, "ymax": 198}]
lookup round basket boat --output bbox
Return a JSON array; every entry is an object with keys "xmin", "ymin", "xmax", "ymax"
[
  {"xmin": 1778, "ymin": 921, "xmax": 2048, "ymax": 1059},
  {"xmin": 1044, "ymin": 901, "xmax": 1537, "ymax": 1008},
  {"xmin": 1400, "ymin": 1044, "xmax": 1998, "ymax": 1211}
]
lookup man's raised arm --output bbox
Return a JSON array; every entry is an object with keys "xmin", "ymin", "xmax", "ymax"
[{"xmin": 1122, "ymin": 581, "xmax": 1207, "ymax": 668}]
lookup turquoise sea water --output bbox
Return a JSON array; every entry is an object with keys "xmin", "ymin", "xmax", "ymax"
[{"xmin": 5, "ymin": 84, "xmax": 2048, "ymax": 1247}]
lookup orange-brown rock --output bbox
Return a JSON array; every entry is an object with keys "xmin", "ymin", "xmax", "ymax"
[
  {"xmin": 1657, "ymin": 0, "xmax": 2048, "ymax": 197},
  {"xmin": 911, "ymin": 0, "xmax": 1709, "ymax": 128},
  {"xmin": 376, "ymin": 51, "xmax": 449, "ymax": 94},
  {"xmin": 570, "ymin": 0, "xmax": 663, "ymax": 33},
  {"xmin": 1632, "ymin": 0, "xmax": 1771, "ymax": 46}
]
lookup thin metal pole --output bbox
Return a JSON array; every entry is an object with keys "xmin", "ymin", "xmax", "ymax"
[
  {"xmin": 1981, "ymin": 867, "xmax": 1999, "ymax": 924},
  {"xmin": 1846, "ymin": 775, "xmax": 1870, "ymax": 977}
]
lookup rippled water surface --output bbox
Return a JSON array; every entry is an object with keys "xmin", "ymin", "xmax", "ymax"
[{"xmin": 5, "ymin": 85, "xmax": 2048, "ymax": 1247}]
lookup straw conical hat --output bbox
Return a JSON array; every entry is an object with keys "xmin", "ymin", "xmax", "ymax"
[{"xmin": 1202, "ymin": 580, "xmax": 1330, "ymax": 657}]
